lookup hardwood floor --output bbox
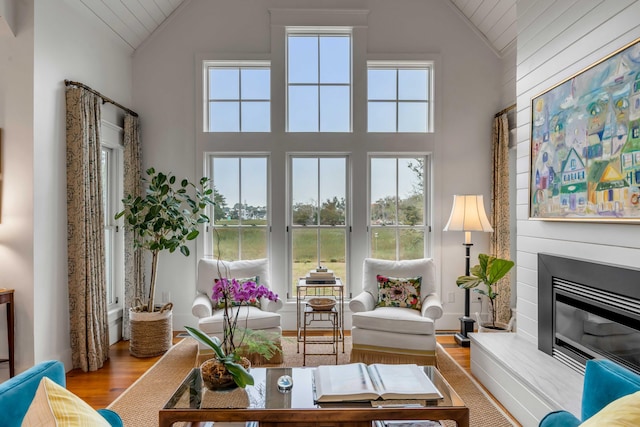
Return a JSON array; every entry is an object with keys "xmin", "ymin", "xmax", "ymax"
[
  {"xmin": 66, "ymin": 333, "xmax": 473, "ymax": 410},
  {"xmin": 65, "ymin": 336, "xmax": 182, "ymax": 409}
]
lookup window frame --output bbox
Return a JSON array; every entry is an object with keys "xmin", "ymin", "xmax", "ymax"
[
  {"xmin": 367, "ymin": 153, "xmax": 432, "ymax": 261},
  {"xmin": 287, "ymin": 153, "xmax": 351, "ymax": 295},
  {"xmin": 286, "ymin": 28, "xmax": 353, "ymax": 133},
  {"xmin": 204, "ymin": 60, "xmax": 271, "ymax": 133},
  {"xmin": 100, "ymin": 123, "xmax": 124, "ymax": 316},
  {"xmin": 367, "ymin": 61, "xmax": 434, "ymax": 133},
  {"xmin": 204, "ymin": 152, "xmax": 271, "ymax": 260},
  {"xmin": 195, "ymin": 20, "xmax": 439, "ymax": 303}
]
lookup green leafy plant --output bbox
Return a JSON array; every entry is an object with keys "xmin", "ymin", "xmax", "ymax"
[
  {"xmin": 184, "ymin": 326, "xmax": 254, "ymax": 388},
  {"xmin": 115, "ymin": 167, "xmax": 214, "ymax": 312},
  {"xmin": 234, "ymin": 328, "xmax": 281, "ymax": 361},
  {"xmin": 456, "ymin": 253, "xmax": 515, "ymax": 329}
]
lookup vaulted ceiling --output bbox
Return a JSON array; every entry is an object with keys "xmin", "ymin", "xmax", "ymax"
[{"xmin": 78, "ymin": 0, "xmax": 516, "ymax": 57}]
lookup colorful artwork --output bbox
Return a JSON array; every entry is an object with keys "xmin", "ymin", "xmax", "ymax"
[{"xmin": 530, "ymin": 37, "xmax": 640, "ymax": 221}]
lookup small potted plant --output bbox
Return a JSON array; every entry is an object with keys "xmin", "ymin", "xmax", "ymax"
[{"xmin": 456, "ymin": 253, "xmax": 515, "ymax": 331}]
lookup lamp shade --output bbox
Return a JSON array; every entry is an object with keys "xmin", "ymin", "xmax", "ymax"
[{"xmin": 443, "ymin": 195, "xmax": 494, "ymax": 233}]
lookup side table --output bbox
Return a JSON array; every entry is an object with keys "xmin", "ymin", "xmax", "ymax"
[
  {"xmin": 296, "ymin": 279, "xmax": 344, "ymax": 366},
  {"xmin": 0, "ymin": 289, "xmax": 14, "ymax": 377}
]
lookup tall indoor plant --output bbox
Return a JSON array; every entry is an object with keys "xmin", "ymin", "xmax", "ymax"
[
  {"xmin": 116, "ymin": 167, "xmax": 214, "ymax": 313},
  {"xmin": 456, "ymin": 253, "xmax": 515, "ymax": 330}
]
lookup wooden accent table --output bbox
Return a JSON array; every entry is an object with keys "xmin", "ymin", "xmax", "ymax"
[
  {"xmin": 159, "ymin": 366, "xmax": 468, "ymax": 427},
  {"xmin": 0, "ymin": 289, "xmax": 14, "ymax": 377}
]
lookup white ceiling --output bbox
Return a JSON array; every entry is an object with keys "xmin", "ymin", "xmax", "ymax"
[
  {"xmin": 78, "ymin": 0, "xmax": 185, "ymax": 50},
  {"xmin": 447, "ymin": 0, "xmax": 517, "ymax": 57},
  {"xmin": 79, "ymin": 0, "xmax": 517, "ymax": 57}
]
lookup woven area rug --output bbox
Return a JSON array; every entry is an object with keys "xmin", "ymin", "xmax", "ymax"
[{"xmin": 108, "ymin": 336, "xmax": 518, "ymax": 426}]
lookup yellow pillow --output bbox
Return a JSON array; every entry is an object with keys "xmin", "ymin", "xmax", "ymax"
[
  {"xmin": 580, "ymin": 390, "xmax": 640, "ymax": 427},
  {"xmin": 22, "ymin": 377, "xmax": 111, "ymax": 426}
]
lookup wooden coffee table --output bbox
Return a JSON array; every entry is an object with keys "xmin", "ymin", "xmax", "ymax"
[{"xmin": 159, "ymin": 366, "xmax": 468, "ymax": 427}]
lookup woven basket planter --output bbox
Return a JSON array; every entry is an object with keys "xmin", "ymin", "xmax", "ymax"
[{"xmin": 129, "ymin": 303, "xmax": 173, "ymax": 357}]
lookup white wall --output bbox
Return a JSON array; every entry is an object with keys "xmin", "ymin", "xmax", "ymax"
[
  {"xmin": 133, "ymin": 0, "xmax": 505, "ymax": 331},
  {"xmin": 515, "ymin": 0, "xmax": 640, "ymax": 343},
  {"xmin": 32, "ymin": 0, "xmax": 132, "ymax": 368},
  {"xmin": 0, "ymin": 0, "xmax": 35, "ymax": 377},
  {"xmin": 0, "ymin": 0, "xmax": 132, "ymax": 375}
]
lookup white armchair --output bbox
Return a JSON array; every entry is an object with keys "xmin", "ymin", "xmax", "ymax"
[
  {"xmin": 191, "ymin": 258, "xmax": 283, "ymax": 364},
  {"xmin": 349, "ymin": 258, "xmax": 443, "ymax": 366}
]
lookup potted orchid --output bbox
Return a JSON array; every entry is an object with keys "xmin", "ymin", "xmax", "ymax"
[{"xmin": 186, "ymin": 277, "xmax": 279, "ymax": 389}]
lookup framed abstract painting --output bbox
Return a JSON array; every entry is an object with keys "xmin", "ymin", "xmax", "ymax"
[{"xmin": 530, "ymin": 37, "xmax": 640, "ymax": 221}]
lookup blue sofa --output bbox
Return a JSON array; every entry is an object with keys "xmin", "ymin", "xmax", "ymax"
[
  {"xmin": 539, "ymin": 359, "xmax": 640, "ymax": 427},
  {"xmin": 0, "ymin": 360, "xmax": 122, "ymax": 427}
]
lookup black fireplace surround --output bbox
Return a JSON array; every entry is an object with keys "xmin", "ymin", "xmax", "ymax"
[{"xmin": 538, "ymin": 253, "xmax": 640, "ymax": 374}]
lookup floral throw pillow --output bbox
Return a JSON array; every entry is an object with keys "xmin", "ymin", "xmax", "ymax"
[
  {"xmin": 376, "ymin": 275, "xmax": 422, "ymax": 309},
  {"xmin": 213, "ymin": 276, "xmax": 261, "ymax": 309}
]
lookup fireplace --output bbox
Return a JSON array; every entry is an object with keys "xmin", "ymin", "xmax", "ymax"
[{"xmin": 538, "ymin": 254, "xmax": 640, "ymax": 374}]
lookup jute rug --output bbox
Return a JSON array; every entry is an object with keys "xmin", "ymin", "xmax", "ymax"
[{"xmin": 108, "ymin": 337, "xmax": 518, "ymax": 426}]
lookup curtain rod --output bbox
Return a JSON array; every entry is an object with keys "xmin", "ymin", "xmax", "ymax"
[
  {"xmin": 494, "ymin": 104, "xmax": 516, "ymax": 118},
  {"xmin": 64, "ymin": 79, "xmax": 138, "ymax": 117}
]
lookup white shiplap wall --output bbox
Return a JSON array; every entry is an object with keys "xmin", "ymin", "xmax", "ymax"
[{"xmin": 515, "ymin": 0, "xmax": 640, "ymax": 343}]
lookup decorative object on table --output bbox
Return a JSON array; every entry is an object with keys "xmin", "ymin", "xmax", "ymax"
[
  {"xmin": 277, "ymin": 374, "xmax": 293, "ymax": 392},
  {"xmin": 304, "ymin": 266, "xmax": 337, "ymax": 284},
  {"xmin": 529, "ymin": 36, "xmax": 640, "ymax": 222},
  {"xmin": 185, "ymin": 276, "xmax": 279, "ymax": 389},
  {"xmin": 313, "ymin": 363, "xmax": 442, "ymax": 403},
  {"xmin": 443, "ymin": 194, "xmax": 494, "ymax": 347},
  {"xmin": 307, "ymin": 297, "xmax": 336, "ymax": 311},
  {"xmin": 456, "ymin": 253, "xmax": 515, "ymax": 331},
  {"xmin": 115, "ymin": 167, "xmax": 214, "ymax": 357}
]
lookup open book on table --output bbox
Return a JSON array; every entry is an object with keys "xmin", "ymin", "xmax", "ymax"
[{"xmin": 313, "ymin": 363, "xmax": 443, "ymax": 403}]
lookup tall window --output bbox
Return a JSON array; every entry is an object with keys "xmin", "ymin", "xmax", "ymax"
[
  {"xmin": 209, "ymin": 155, "xmax": 269, "ymax": 260},
  {"xmin": 289, "ymin": 156, "xmax": 349, "ymax": 292},
  {"xmin": 287, "ymin": 32, "xmax": 351, "ymax": 132},
  {"xmin": 101, "ymin": 146, "xmax": 118, "ymax": 307},
  {"xmin": 369, "ymin": 156, "xmax": 429, "ymax": 260},
  {"xmin": 368, "ymin": 63, "xmax": 432, "ymax": 132},
  {"xmin": 206, "ymin": 62, "xmax": 270, "ymax": 132}
]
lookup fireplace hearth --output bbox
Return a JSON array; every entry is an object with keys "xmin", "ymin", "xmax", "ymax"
[{"xmin": 538, "ymin": 254, "xmax": 640, "ymax": 374}]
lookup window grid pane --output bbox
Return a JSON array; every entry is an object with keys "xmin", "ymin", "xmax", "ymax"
[
  {"xmin": 207, "ymin": 65, "xmax": 270, "ymax": 132},
  {"xmin": 369, "ymin": 156, "xmax": 428, "ymax": 261},
  {"xmin": 367, "ymin": 65, "xmax": 431, "ymax": 132},
  {"xmin": 288, "ymin": 33, "xmax": 351, "ymax": 132},
  {"xmin": 210, "ymin": 156, "xmax": 269, "ymax": 260},
  {"xmin": 290, "ymin": 156, "xmax": 348, "ymax": 293},
  {"xmin": 101, "ymin": 147, "xmax": 115, "ymax": 305}
]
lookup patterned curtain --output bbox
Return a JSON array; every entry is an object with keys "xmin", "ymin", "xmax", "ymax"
[
  {"xmin": 490, "ymin": 113, "xmax": 512, "ymax": 324},
  {"xmin": 65, "ymin": 87, "xmax": 109, "ymax": 372},
  {"xmin": 122, "ymin": 114, "xmax": 145, "ymax": 340}
]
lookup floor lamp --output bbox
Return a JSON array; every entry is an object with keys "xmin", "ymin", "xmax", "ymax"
[{"xmin": 443, "ymin": 194, "xmax": 494, "ymax": 347}]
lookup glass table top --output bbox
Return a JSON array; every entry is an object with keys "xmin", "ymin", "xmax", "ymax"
[{"xmin": 163, "ymin": 366, "xmax": 465, "ymax": 411}]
